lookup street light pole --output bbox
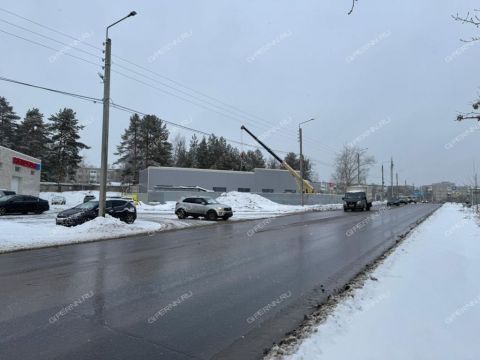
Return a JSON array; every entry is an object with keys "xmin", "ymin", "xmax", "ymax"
[
  {"xmin": 356, "ymin": 147, "xmax": 368, "ymax": 185},
  {"xmin": 298, "ymin": 118, "xmax": 315, "ymax": 206},
  {"xmin": 99, "ymin": 11, "xmax": 137, "ymax": 217}
]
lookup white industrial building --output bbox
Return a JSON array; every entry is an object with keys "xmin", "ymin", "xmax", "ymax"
[{"xmin": 0, "ymin": 146, "xmax": 41, "ymax": 196}]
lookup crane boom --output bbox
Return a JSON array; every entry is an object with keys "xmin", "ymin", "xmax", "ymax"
[{"xmin": 240, "ymin": 125, "xmax": 315, "ymax": 194}]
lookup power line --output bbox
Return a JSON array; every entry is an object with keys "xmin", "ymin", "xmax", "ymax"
[
  {"xmin": 0, "ymin": 76, "xmax": 101, "ymax": 103},
  {"xmin": 0, "ymin": 74, "xmax": 300, "ymax": 156},
  {"xmin": 0, "ymin": 7, "xmax": 338, "ymax": 156},
  {"xmin": 0, "ymin": 28, "xmax": 102, "ymax": 69}
]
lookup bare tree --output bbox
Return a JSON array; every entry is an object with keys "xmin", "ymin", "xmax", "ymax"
[
  {"xmin": 332, "ymin": 145, "xmax": 375, "ymax": 191},
  {"xmin": 453, "ymin": 9, "xmax": 480, "ymax": 122}
]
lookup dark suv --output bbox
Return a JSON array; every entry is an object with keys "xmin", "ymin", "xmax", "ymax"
[{"xmin": 56, "ymin": 199, "xmax": 137, "ymax": 226}]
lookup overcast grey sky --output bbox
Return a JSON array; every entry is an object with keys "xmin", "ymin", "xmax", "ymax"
[{"xmin": 0, "ymin": 0, "xmax": 479, "ymax": 186}]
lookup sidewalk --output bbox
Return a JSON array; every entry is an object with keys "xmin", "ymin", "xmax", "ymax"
[{"xmin": 269, "ymin": 203, "xmax": 480, "ymax": 360}]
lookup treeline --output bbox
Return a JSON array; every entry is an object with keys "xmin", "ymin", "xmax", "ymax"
[
  {"xmin": 115, "ymin": 113, "xmax": 313, "ymax": 183},
  {"xmin": 0, "ymin": 96, "xmax": 312, "ymax": 185},
  {"xmin": 0, "ymin": 97, "xmax": 88, "ymax": 182}
]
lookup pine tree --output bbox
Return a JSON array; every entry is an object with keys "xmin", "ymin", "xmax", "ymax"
[
  {"xmin": 284, "ymin": 152, "xmax": 313, "ymax": 180},
  {"xmin": 16, "ymin": 108, "xmax": 50, "ymax": 158},
  {"xmin": 140, "ymin": 114, "xmax": 172, "ymax": 168},
  {"xmin": 196, "ymin": 136, "xmax": 210, "ymax": 168},
  {"xmin": 0, "ymin": 97, "xmax": 20, "ymax": 149},
  {"xmin": 48, "ymin": 108, "xmax": 90, "ymax": 184},
  {"xmin": 115, "ymin": 113, "xmax": 142, "ymax": 183},
  {"xmin": 242, "ymin": 149, "xmax": 266, "ymax": 171},
  {"xmin": 186, "ymin": 134, "xmax": 199, "ymax": 167}
]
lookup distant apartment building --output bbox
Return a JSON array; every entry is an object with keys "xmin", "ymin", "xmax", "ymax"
[
  {"xmin": 0, "ymin": 145, "xmax": 41, "ymax": 196},
  {"xmin": 431, "ymin": 181, "xmax": 455, "ymax": 202},
  {"xmin": 74, "ymin": 167, "xmax": 123, "ymax": 185}
]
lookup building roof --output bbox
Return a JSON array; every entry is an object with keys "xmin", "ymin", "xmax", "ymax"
[{"xmin": 0, "ymin": 145, "xmax": 41, "ymax": 163}]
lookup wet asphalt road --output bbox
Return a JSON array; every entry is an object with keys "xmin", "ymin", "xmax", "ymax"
[{"xmin": 0, "ymin": 204, "xmax": 439, "ymax": 360}]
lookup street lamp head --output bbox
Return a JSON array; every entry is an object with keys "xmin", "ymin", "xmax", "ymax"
[{"xmin": 129, "ymin": 11, "xmax": 137, "ymax": 17}]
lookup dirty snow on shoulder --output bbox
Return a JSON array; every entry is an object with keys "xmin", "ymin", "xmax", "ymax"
[
  {"xmin": 1, "ymin": 191, "xmax": 343, "ymax": 252},
  {"xmin": 268, "ymin": 203, "xmax": 480, "ymax": 360}
]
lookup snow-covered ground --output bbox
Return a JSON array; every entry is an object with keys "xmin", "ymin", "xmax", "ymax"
[
  {"xmin": 268, "ymin": 203, "xmax": 480, "ymax": 360},
  {"xmin": 1, "ymin": 191, "xmax": 344, "ymax": 253},
  {"xmin": 137, "ymin": 191, "xmax": 343, "ymax": 219}
]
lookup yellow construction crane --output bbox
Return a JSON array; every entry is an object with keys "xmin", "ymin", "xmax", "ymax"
[{"xmin": 240, "ymin": 125, "xmax": 315, "ymax": 194}]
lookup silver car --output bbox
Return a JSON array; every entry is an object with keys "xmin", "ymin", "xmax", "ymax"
[{"xmin": 175, "ymin": 196, "xmax": 233, "ymax": 220}]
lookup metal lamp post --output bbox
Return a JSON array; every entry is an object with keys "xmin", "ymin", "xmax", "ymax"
[{"xmin": 99, "ymin": 11, "xmax": 137, "ymax": 217}]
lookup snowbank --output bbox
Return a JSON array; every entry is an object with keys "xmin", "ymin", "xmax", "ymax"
[
  {"xmin": 137, "ymin": 191, "xmax": 342, "ymax": 215},
  {"xmin": 0, "ymin": 215, "xmax": 167, "ymax": 253},
  {"xmin": 270, "ymin": 203, "xmax": 480, "ymax": 360}
]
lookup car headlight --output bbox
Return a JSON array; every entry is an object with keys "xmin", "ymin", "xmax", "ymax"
[
  {"xmin": 216, "ymin": 207, "xmax": 223, "ymax": 211},
  {"xmin": 356, "ymin": 201, "xmax": 361, "ymax": 205}
]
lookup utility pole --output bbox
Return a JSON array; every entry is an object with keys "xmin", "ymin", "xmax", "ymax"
[
  {"xmin": 357, "ymin": 152, "xmax": 360, "ymax": 185},
  {"xmin": 99, "ymin": 37, "xmax": 111, "ymax": 218},
  {"xmin": 475, "ymin": 173, "xmax": 478, "ymax": 212},
  {"xmin": 390, "ymin": 157, "xmax": 394, "ymax": 199},
  {"xmin": 396, "ymin": 172, "xmax": 399, "ymax": 197},
  {"xmin": 356, "ymin": 148, "xmax": 368, "ymax": 185},
  {"xmin": 381, "ymin": 165, "xmax": 384, "ymax": 201},
  {"xmin": 99, "ymin": 11, "xmax": 137, "ymax": 217},
  {"xmin": 299, "ymin": 126, "xmax": 304, "ymax": 205},
  {"xmin": 298, "ymin": 118, "xmax": 315, "ymax": 206}
]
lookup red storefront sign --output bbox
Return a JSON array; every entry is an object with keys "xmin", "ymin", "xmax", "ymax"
[{"xmin": 12, "ymin": 157, "xmax": 41, "ymax": 170}]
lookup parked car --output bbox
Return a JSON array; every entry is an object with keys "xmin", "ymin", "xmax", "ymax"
[
  {"xmin": 387, "ymin": 198, "xmax": 401, "ymax": 206},
  {"xmin": 175, "ymin": 196, "xmax": 233, "ymax": 220},
  {"xmin": 56, "ymin": 199, "xmax": 136, "ymax": 226},
  {"xmin": 0, "ymin": 189, "xmax": 16, "ymax": 198},
  {"xmin": 0, "ymin": 195, "xmax": 49, "ymax": 215},
  {"xmin": 83, "ymin": 194, "xmax": 96, "ymax": 203},
  {"xmin": 51, "ymin": 195, "xmax": 66, "ymax": 205}
]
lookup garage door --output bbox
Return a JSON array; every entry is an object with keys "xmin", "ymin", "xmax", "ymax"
[{"xmin": 11, "ymin": 176, "xmax": 21, "ymax": 193}]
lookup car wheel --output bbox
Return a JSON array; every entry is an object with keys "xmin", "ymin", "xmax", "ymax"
[
  {"xmin": 206, "ymin": 210, "xmax": 217, "ymax": 221},
  {"xmin": 0, "ymin": 207, "xmax": 6, "ymax": 216},
  {"xmin": 176, "ymin": 209, "xmax": 187, "ymax": 219},
  {"xmin": 124, "ymin": 213, "xmax": 135, "ymax": 224}
]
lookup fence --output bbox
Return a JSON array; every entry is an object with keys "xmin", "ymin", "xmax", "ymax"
[{"xmin": 139, "ymin": 190, "xmax": 343, "ymax": 206}]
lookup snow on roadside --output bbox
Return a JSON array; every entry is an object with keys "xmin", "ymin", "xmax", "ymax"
[
  {"xmin": 0, "ymin": 215, "xmax": 186, "ymax": 253},
  {"xmin": 267, "ymin": 203, "xmax": 480, "ymax": 360},
  {"xmin": 137, "ymin": 191, "xmax": 343, "ymax": 216}
]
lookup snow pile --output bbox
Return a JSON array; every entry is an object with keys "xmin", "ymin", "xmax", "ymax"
[
  {"xmin": 136, "ymin": 192, "xmax": 342, "ymax": 216},
  {"xmin": 216, "ymin": 192, "xmax": 342, "ymax": 214},
  {"xmin": 216, "ymin": 192, "xmax": 298, "ymax": 212},
  {"xmin": 0, "ymin": 215, "xmax": 165, "ymax": 253},
  {"xmin": 270, "ymin": 203, "xmax": 480, "ymax": 360},
  {"xmin": 136, "ymin": 201, "xmax": 176, "ymax": 213}
]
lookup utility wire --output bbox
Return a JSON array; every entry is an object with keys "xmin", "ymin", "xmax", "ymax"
[
  {"xmin": 0, "ymin": 7, "xmax": 338, "ymax": 155},
  {"xmin": 0, "ymin": 76, "xmax": 102, "ymax": 102},
  {"xmin": 0, "ymin": 28, "xmax": 102, "ymax": 68}
]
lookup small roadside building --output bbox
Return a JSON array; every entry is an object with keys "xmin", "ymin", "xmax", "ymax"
[
  {"xmin": 139, "ymin": 166, "xmax": 299, "ymax": 195},
  {"xmin": 0, "ymin": 145, "xmax": 41, "ymax": 196}
]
